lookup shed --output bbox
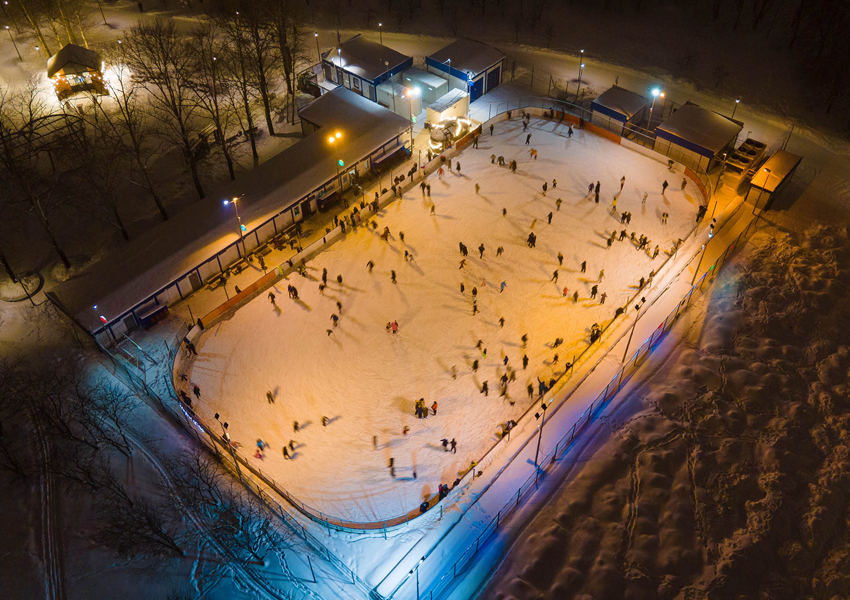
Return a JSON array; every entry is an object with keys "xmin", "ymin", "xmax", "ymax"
[
  {"xmin": 746, "ymin": 150, "xmax": 803, "ymax": 211},
  {"xmin": 426, "ymin": 89, "xmax": 469, "ymax": 124},
  {"xmin": 653, "ymin": 103, "xmax": 742, "ymax": 171},
  {"xmin": 322, "ymin": 35, "xmax": 412, "ymax": 103},
  {"xmin": 376, "ymin": 80, "xmax": 421, "ymax": 121},
  {"xmin": 47, "ymin": 43, "xmax": 106, "ymax": 101},
  {"xmin": 425, "ymin": 39, "xmax": 505, "ymax": 101},
  {"xmin": 590, "ymin": 86, "xmax": 648, "ymax": 133},
  {"xmin": 400, "ymin": 67, "xmax": 448, "ymax": 105}
]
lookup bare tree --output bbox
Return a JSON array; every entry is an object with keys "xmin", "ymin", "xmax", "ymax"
[
  {"xmin": 238, "ymin": 5, "xmax": 279, "ymax": 136},
  {"xmin": 267, "ymin": 0, "xmax": 308, "ymax": 124},
  {"xmin": 219, "ymin": 15, "xmax": 260, "ymax": 164},
  {"xmin": 123, "ymin": 20, "xmax": 206, "ymax": 199}
]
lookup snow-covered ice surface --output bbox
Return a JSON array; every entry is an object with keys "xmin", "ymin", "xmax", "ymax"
[
  {"xmin": 187, "ymin": 118, "xmax": 702, "ymax": 522},
  {"xmin": 477, "ymin": 225, "xmax": 850, "ymax": 599}
]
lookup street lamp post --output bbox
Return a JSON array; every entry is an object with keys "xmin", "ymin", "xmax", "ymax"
[
  {"xmin": 378, "ymin": 22, "xmax": 383, "ymax": 46},
  {"xmin": 223, "ymin": 196, "xmax": 246, "ymax": 257},
  {"xmin": 314, "ymin": 32, "xmax": 321, "ymax": 61},
  {"xmin": 622, "ymin": 297, "xmax": 647, "ymax": 363},
  {"xmin": 731, "ymin": 98, "xmax": 740, "ymax": 120},
  {"xmin": 408, "ymin": 557, "xmax": 425, "ymax": 600},
  {"xmin": 5, "ymin": 26, "xmax": 21, "ymax": 60},
  {"xmin": 328, "ymin": 131, "xmax": 344, "ymax": 195},
  {"xmin": 533, "ymin": 400, "xmax": 551, "ymax": 469},
  {"xmin": 574, "ymin": 49, "xmax": 585, "ymax": 103},
  {"xmin": 214, "ymin": 413, "xmax": 244, "ymax": 481},
  {"xmin": 648, "ymin": 88, "xmax": 664, "ymax": 131},
  {"xmin": 4, "ymin": 1, "xmax": 21, "ymax": 33}
]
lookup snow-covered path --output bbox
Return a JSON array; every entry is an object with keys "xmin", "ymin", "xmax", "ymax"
[{"xmin": 188, "ymin": 118, "xmax": 700, "ymax": 523}]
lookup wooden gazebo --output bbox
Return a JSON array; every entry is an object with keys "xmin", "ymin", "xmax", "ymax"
[{"xmin": 47, "ymin": 43, "xmax": 106, "ymax": 101}]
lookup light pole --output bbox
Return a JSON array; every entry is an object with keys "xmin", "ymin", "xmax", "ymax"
[
  {"xmin": 648, "ymin": 88, "xmax": 664, "ymax": 131},
  {"xmin": 690, "ymin": 229, "xmax": 713, "ymax": 286},
  {"xmin": 214, "ymin": 413, "xmax": 244, "ymax": 481},
  {"xmin": 408, "ymin": 557, "xmax": 425, "ymax": 600},
  {"xmin": 731, "ymin": 98, "xmax": 740, "ymax": 120},
  {"xmin": 223, "ymin": 196, "xmax": 246, "ymax": 256},
  {"xmin": 314, "ymin": 32, "xmax": 321, "ymax": 62},
  {"xmin": 574, "ymin": 48, "xmax": 584, "ymax": 103},
  {"xmin": 533, "ymin": 400, "xmax": 552, "ymax": 469},
  {"xmin": 5, "ymin": 26, "xmax": 21, "ymax": 61},
  {"xmin": 752, "ymin": 167, "xmax": 771, "ymax": 223},
  {"xmin": 4, "ymin": 1, "xmax": 21, "ymax": 33},
  {"xmin": 378, "ymin": 22, "xmax": 383, "ymax": 46},
  {"xmin": 94, "ymin": 0, "xmax": 107, "ymax": 25},
  {"xmin": 622, "ymin": 296, "xmax": 647, "ymax": 363},
  {"xmin": 328, "ymin": 131, "xmax": 344, "ymax": 194}
]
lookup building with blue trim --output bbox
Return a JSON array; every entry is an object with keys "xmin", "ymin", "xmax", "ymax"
[
  {"xmin": 322, "ymin": 35, "xmax": 413, "ymax": 103},
  {"xmin": 590, "ymin": 86, "xmax": 648, "ymax": 134},
  {"xmin": 654, "ymin": 102, "xmax": 742, "ymax": 171},
  {"xmin": 425, "ymin": 39, "xmax": 505, "ymax": 102}
]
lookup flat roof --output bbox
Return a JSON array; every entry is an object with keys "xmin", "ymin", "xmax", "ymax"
[
  {"xmin": 428, "ymin": 89, "xmax": 468, "ymax": 113},
  {"xmin": 750, "ymin": 150, "xmax": 802, "ymax": 192},
  {"xmin": 325, "ymin": 35, "xmax": 411, "ymax": 81},
  {"xmin": 401, "ymin": 67, "xmax": 447, "ymax": 90},
  {"xmin": 51, "ymin": 88, "xmax": 411, "ymax": 329},
  {"xmin": 427, "ymin": 39, "xmax": 504, "ymax": 76},
  {"xmin": 656, "ymin": 103, "xmax": 743, "ymax": 157},
  {"xmin": 591, "ymin": 86, "xmax": 648, "ymax": 120}
]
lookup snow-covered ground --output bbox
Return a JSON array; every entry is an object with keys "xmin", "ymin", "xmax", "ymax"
[
  {"xmin": 477, "ymin": 224, "xmax": 850, "ymax": 599},
  {"xmin": 186, "ymin": 118, "xmax": 701, "ymax": 522}
]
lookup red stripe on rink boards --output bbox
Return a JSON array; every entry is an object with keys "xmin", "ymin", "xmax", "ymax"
[{"xmin": 201, "ymin": 269, "xmax": 278, "ymax": 326}]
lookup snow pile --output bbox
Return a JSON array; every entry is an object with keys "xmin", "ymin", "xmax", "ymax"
[{"xmin": 484, "ymin": 225, "xmax": 850, "ymax": 599}]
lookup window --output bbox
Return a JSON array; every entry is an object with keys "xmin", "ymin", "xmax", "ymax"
[{"xmin": 352, "ymin": 77, "xmax": 360, "ymax": 90}]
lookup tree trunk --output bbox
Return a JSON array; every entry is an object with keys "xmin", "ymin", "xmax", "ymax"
[
  {"xmin": 788, "ymin": 0, "xmax": 805, "ymax": 48},
  {"xmin": 39, "ymin": 210, "xmax": 71, "ymax": 269},
  {"xmin": 0, "ymin": 247, "xmax": 18, "ymax": 282},
  {"xmin": 19, "ymin": 0, "xmax": 53, "ymax": 56},
  {"xmin": 55, "ymin": 0, "xmax": 78, "ymax": 45},
  {"xmin": 110, "ymin": 201, "xmax": 130, "ymax": 241}
]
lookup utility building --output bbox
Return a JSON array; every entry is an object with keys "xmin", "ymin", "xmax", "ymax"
[
  {"xmin": 47, "ymin": 43, "xmax": 106, "ymax": 101},
  {"xmin": 322, "ymin": 35, "xmax": 412, "ymax": 103},
  {"xmin": 426, "ymin": 39, "xmax": 505, "ymax": 101},
  {"xmin": 654, "ymin": 103, "xmax": 742, "ymax": 171},
  {"xmin": 590, "ymin": 86, "xmax": 649, "ymax": 134}
]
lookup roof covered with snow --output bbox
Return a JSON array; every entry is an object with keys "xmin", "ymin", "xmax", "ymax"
[
  {"xmin": 47, "ymin": 43, "xmax": 101, "ymax": 78},
  {"xmin": 427, "ymin": 39, "xmax": 504, "ymax": 76},
  {"xmin": 750, "ymin": 150, "xmax": 802, "ymax": 192},
  {"xmin": 428, "ymin": 89, "xmax": 468, "ymax": 113},
  {"xmin": 401, "ymin": 67, "xmax": 448, "ymax": 90},
  {"xmin": 655, "ymin": 103, "xmax": 743, "ymax": 157},
  {"xmin": 325, "ymin": 35, "xmax": 411, "ymax": 82},
  {"xmin": 299, "ymin": 85, "xmax": 411, "ymax": 129},
  {"xmin": 50, "ymin": 88, "xmax": 411, "ymax": 329},
  {"xmin": 591, "ymin": 86, "xmax": 648, "ymax": 121}
]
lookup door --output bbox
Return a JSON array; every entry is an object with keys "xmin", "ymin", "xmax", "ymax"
[
  {"xmin": 336, "ymin": 67, "xmax": 344, "ymax": 86},
  {"xmin": 486, "ymin": 65, "xmax": 501, "ymax": 94},
  {"xmin": 469, "ymin": 76, "xmax": 484, "ymax": 101},
  {"xmin": 188, "ymin": 271, "xmax": 202, "ymax": 292}
]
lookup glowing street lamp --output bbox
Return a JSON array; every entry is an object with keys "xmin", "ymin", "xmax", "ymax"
[
  {"xmin": 223, "ymin": 196, "xmax": 247, "ymax": 256},
  {"xmin": 731, "ymin": 98, "xmax": 741, "ymax": 119},
  {"xmin": 4, "ymin": 1, "xmax": 21, "ymax": 33},
  {"xmin": 753, "ymin": 167, "xmax": 771, "ymax": 223},
  {"xmin": 378, "ymin": 22, "xmax": 383, "ymax": 46},
  {"xmin": 5, "ymin": 26, "xmax": 21, "ymax": 61},
  {"xmin": 574, "ymin": 49, "xmax": 585, "ymax": 103},
  {"xmin": 328, "ymin": 131, "xmax": 344, "ymax": 195},
  {"xmin": 622, "ymin": 296, "xmax": 647, "ymax": 363},
  {"xmin": 314, "ymin": 32, "xmax": 320, "ymax": 62},
  {"xmin": 648, "ymin": 87, "xmax": 665, "ymax": 131},
  {"xmin": 533, "ymin": 399, "xmax": 553, "ymax": 470}
]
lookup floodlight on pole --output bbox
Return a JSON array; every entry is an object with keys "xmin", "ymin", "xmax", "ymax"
[
  {"xmin": 314, "ymin": 32, "xmax": 321, "ymax": 62},
  {"xmin": 732, "ymin": 98, "xmax": 740, "ymax": 119},
  {"xmin": 533, "ymin": 400, "xmax": 552, "ymax": 470},
  {"xmin": 4, "ymin": 1, "xmax": 21, "ymax": 33},
  {"xmin": 378, "ymin": 22, "xmax": 383, "ymax": 46},
  {"xmin": 328, "ymin": 131, "xmax": 344, "ymax": 195},
  {"xmin": 223, "ymin": 196, "xmax": 247, "ymax": 256},
  {"xmin": 574, "ymin": 49, "xmax": 585, "ymax": 103},
  {"xmin": 5, "ymin": 26, "xmax": 21, "ymax": 61},
  {"xmin": 648, "ymin": 87, "xmax": 664, "ymax": 131}
]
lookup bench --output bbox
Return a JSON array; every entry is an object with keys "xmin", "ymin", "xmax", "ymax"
[
  {"xmin": 206, "ymin": 273, "xmax": 227, "ymax": 291},
  {"xmin": 137, "ymin": 303, "xmax": 169, "ymax": 328},
  {"xmin": 229, "ymin": 259, "xmax": 248, "ymax": 276}
]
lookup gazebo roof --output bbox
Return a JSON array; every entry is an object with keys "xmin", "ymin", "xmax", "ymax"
[{"xmin": 47, "ymin": 43, "xmax": 101, "ymax": 78}]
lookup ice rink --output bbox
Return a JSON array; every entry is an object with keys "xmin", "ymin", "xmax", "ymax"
[{"xmin": 187, "ymin": 117, "xmax": 702, "ymax": 521}]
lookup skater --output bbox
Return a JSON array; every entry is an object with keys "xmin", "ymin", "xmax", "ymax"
[
  {"xmin": 525, "ymin": 133, "xmax": 532, "ymax": 145},
  {"xmin": 521, "ymin": 333, "xmax": 528, "ymax": 346},
  {"xmin": 268, "ymin": 291, "xmax": 276, "ymax": 305},
  {"xmin": 478, "ymin": 243, "xmax": 485, "ymax": 258},
  {"xmin": 662, "ymin": 180, "xmax": 669, "ymax": 194},
  {"xmin": 472, "ymin": 359, "xmax": 479, "ymax": 372},
  {"xmin": 600, "ymin": 292, "xmax": 607, "ymax": 304},
  {"xmin": 500, "ymin": 280, "xmax": 507, "ymax": 293},
  {"xmin": 391, "ymin": 320, "xmax": 399, "ymax": 334},
  {"xmin": 283, "ymin": 446, "xmax": 290, "ymax": 459},
  {"xmin": 522, "ymin": 354, "xmax": 529, "ymax": 369},
  {"xmin": 568, "ymin": 125, "xmax": 573, "ymax": 137},
  {"xmin": 573, "ymin": 291, "xmax": 579, "ymax": 303},
  {"xmin": 489, "ymin": 123, "xmax": 494, "ymax": 136},
  {"xmin": 367, "ymin": 260, "xmax": 374, "ymax": 272},
  {"xmin": 193, "ymin": 384, "xmax": 200, "ymax": 399},
  {"xmin": 580, "ymin": 260, "xmax": 587, "ymax": 273},
  {"xmin": 391, "ymin": 270, "xmax": 397, "ymax": 284},
  {"xmin": 551, "ymin": 269, "xmax": 559, "ymax": 283},
  {"xmin": 662, "ymin": 212, "xmax": 668, "ymax": 225},
  {"xmin": 681, "ymin": 177, "xmax": 687, "ymax": 191},
  {"xmin": 542, "ymin": 181, "xmax": 548, "ymax": 195},
  {"xmin": 599, "ymin": 269, "xmax": 604, "ymax": 281},
  {"xmin": 642, "ymin": 192, "xmax": 648, "ymax": 206},
  {"xmin": 323, "ymin": 416, "xmax": 329, "ymax": 426},
  {"xmin": 441, "ymin": 438, "xmax": 449, "ymax": 451},
  {"xmin": 460, "ymin": 282, "xmax": 465, "ymax": 293},
  {"xmin": 558, "ymin": 252, "xmax": 564, "ymax": 266},
  {"xmin": 450, "ymin": 439, "xmax": 457, "ymax": 453},
  {"xmin": 556, "ymin": 198, "xmax": 562, "ymax": 211},
  {"xmin": 652, "ymin": 245, "xmax": 660, "ymax": 259},
  {"xmin": 459, "ymin": 259, "xmax": 466, "ymax": 269},
  {"xmin": 480, "ymin": 381, "xmax": 489, "ymax": 396},
  {"xmin": 553, "ymin": 178, "xmax": 557, "ymax": 189},
  {"xmin": 590, "ymin": 285, "xmax": 598, "ymax": 299},
  {"xmin": 403, "ymin": 425, "xmax": 410, "ymax": 436},
  {"xmin": 527, "ymin": 383, "xmax": 534, "ymax": 399},
  {"xmin": 497, "ymin": 246, "xmax": 504, "ymax": 256},
  {"xmin": 456, "ymin": 162, "xmax": 461, "ymax": 174},
  {"xmin": 548, "ymin": 211, "xmax": 553, "ymax": 224},
  {"xmin": 499, "ymin": 317, "xmax": 505, "ymax": 328},
  {"xmin": 266, "ymin": 391, "xmax": 274, "ymax": 404},
  {"xmin": 431, "ymin": 401, "xmax": 438, "ymax": 415},
  {"xmin": 475, "ymin": 183, "xmax": 480, "ymax": 194},
  {"xmin": 563, "ymin": 286, "xmax": 569, "ymax": 297}
]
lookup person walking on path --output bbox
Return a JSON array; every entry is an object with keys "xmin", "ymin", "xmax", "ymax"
[
  {"xmin": 522, "ymin": 354, "xmax": 529, "ymax": 369},
  {"xmin": 403, "ymin": 425, "xmax": 410, "ymax": 436},
  {"xmin": 653, "ymin": 245, "xmax": 660, "ymax": 258},
  {"xmin": 473, "ymin": 136, "xmax": 479, "ymax": 148},
  {"xmin": 600, "ymin": 292, "xmax": 607, "ymax": 304},
  {"xmin": 523, "ymin": 120, "xmax": 528, "ymax": 132},
  {"xmin": 499, "ymin": 317, "xmax": 505, "ymax": 328},
  {"xmin": 367, "ymin": 260, "xmax": 374, "ymax": 272},
  {"xmin": 525, "ymin": 133, "xmax": 532, "ymax": 145},
  {"xmin": 580, "ymin": 260, "xmax": 587, "ymax": 273},
  {"xmin": 497, "ymin": 246, "xmax": 504, "ymax": 256},
  {"xmin": 568, "ymin": 125, "xmax": 574, "ymax": 137},
  {"xmin": 553, "ymin": 178, "xmax": 557, "ymax": 189},
  {"xmin": 460, "ymin": 282, "xmax": 465, "ymax": 294},
  {"xmin": 391, "ymin": 321, "xmax": 399, "ymax": 334},
  {"xmin": 441, "ymin": 438, "xmax": 449, "ymax": 451},
  {"xmin": 662, "ymin": 180, "xmax": 669, "ymax": 194},
  {"xmin": 478, "ymin": 243, "xmax": 485, "ymax": 259},
  {"xmin": 620, "ymin": 176, "xmax": 626, "ymax": 191},
  {"xmin": 266, "ymin": 391, "xmax": 274, "ymax": 404},
  {"xmin": 459, "ymin": 259, "xmax": 466, "ymax": 269},
  {"xmin": 480, "ymin": 381, "xmax": 489, "ymax": 396}
]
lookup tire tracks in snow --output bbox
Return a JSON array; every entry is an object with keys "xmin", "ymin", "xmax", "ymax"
[{"xmin": 34, "ymin": 421, "xmax": 66, "ymax": 600}]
